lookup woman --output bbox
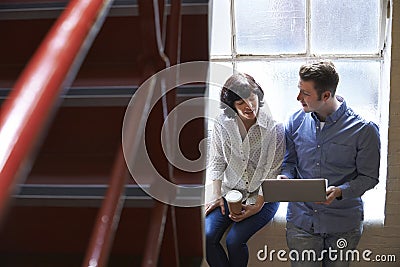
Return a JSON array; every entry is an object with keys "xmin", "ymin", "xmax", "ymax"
[{"xmin": 205, "ymin": 72, "xmax": 285, "ymax": 267}]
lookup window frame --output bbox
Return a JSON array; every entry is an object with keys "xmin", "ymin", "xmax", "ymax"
[{"xmin": 208, "ymin": 0, "xmax": 391, "ymax": 223}]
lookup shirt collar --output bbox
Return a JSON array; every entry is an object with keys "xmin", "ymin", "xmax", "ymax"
[
  {"xmin": 254, "ymin": 109, "xmax": 271, "ymax": 129},
  {"xmin": 222, "ymin": 109, "xmax": 271, "ymax": 129},
  {"xmin": 312, "ymin": 95, "xmax": 346, "ymax": 124}
]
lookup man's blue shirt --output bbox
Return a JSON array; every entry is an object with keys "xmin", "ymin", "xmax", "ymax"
[{"xmin": 282, "ymin": 97, "xmax": 380, "ymax": 234}]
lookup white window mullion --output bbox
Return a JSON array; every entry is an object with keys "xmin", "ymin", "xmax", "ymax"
[
  {"xmin": 230, "ymin": 0, "xmax": 237, "ymax": 70},
  {"xmin": 306, "ymin": 0, "xmax": 311, "ymax": 57}
]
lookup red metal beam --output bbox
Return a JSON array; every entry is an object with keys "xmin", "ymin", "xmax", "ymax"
[
  {"xmin": 141, "ymin": 201, "xmax": 169, "ymax": 267},
  {"xmin": 0, "ymin": 0, "xmax": 114, "ymax": 222},
  {"xmin": 137, "ymin": 0, "xmax": 186, "ymax": 265},
  {"xmin": 161, "ymin": 2, "xmax": 182, "ymax": 266},
  {"xmin": 166, "ymin": 0, "xmax": 182, "ymax": 66},
  {"xmin": 81, "ymin": 148, "xmax": 127, "ymax": 267},
  {"xmin": 160, "ymin": 206, "xmax": 180, "ymax": 266}
]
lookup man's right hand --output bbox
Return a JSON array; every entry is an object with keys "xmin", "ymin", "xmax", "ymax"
[{"xmin": 277, "ymin": 175, "xmax": 289, "ymax": 179}]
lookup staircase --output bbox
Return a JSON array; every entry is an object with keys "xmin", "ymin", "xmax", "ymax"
[{"xmin": 0, "ymin": 0, "xmax": 209, "ymax": 266}]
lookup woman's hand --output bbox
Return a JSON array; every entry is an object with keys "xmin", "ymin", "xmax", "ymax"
[
  {"xmin": 205, "ymin": 197, "xmax": 225, "ymax": 216},
  {"xmin": 229, "ymin": 194, "xmax": 264, "ymax": 222},
  {"xmin": 229, "ymin": 202, "xmax": 263, "ymax": 222}
]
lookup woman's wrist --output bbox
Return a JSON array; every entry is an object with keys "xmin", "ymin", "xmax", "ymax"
[
  {"xmin": 213, "ymin": 194, "xmax": 222, "ymax": 200},
  {"xmin": 210, "ymin": 195, "xmax": 222, "ymax": 205}
]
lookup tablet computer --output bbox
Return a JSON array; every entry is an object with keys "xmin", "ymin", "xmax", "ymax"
[{"xmin": 262, "ymin": 178, "xmax": 327, "ymax": 202}]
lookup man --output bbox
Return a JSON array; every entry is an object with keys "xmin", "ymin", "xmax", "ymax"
[{"xmin": 279, "ymin": 61, "xmax": 380, "ymax": 267}]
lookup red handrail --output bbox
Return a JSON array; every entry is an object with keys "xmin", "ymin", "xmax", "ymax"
[{"xmin": 0, "ymin": 0, "xmax": 114, "ymax": 222}]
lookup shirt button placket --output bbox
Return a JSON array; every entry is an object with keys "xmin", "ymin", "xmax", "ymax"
[{"xmin": 240, "ymin": 150, "xmax": 245, "ymax": 161}]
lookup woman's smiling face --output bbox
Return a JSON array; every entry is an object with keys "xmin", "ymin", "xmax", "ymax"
[{"xmin": 234, "ymin": 93, "xmax": 259, "ymax": 123}]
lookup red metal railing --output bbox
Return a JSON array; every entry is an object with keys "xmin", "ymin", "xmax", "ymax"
[
  {"xmin": 0, "ymin": 0, "xmax": 114, "ymax": 224},
  {"xmin": 137, "ymin": 0, "xmax": 182, "ymax": 266},
  {"xmin": 82, "ymin": 62, "xmax": 158, "ymax": 267},
  {"xmin": 82, "ymin": 149, "xmax": 127, "ymax": 267}
]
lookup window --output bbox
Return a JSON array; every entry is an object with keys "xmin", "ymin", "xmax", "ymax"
[{"xmin": 208, "ymin": 0, "xmax": 390, "ymax": 222}]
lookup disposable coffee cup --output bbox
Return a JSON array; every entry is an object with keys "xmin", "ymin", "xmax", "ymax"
[{"xmin": 225, "ymin": 190, "xmax": 243, "ymax": 215}]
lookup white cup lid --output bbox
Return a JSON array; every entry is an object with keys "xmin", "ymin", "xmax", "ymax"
[{"xmin": 225, "ymin": 190, "xmax": 242, "ymax": 202}]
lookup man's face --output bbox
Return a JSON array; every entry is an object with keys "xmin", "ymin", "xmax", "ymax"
[{"xmin": 297, "ymin": 80, "xmax": 324, "ymax": 113}]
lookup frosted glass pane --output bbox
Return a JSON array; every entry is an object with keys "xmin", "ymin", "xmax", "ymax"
[
  {"xmin": 235, "ymin": 0, "xmax": 306, "ymax": 55},
  {"xmin": 236, "ymin": 61, "xmax": 302, "ymax": 122},
  {"xmin": 207, "ymin": 60, "xmax": 381, "ymax": 127},
  {"xmin": 210, "ymin": 0, "xmax": 231, "ymax": 56},
  {"xmin": 232, "ymin": 60, "xmax": 381, "ymax": 125},
  {"xmin": 206, "ymin": 62, "xmax": 234, "ymax": 121},
  {"xmin": 311, "ymin": 0, "xmax": 380, "ymax": 54},
  {"xmin": 334, "ymin": 61, "xmax": 380, "ymax": 124}
]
